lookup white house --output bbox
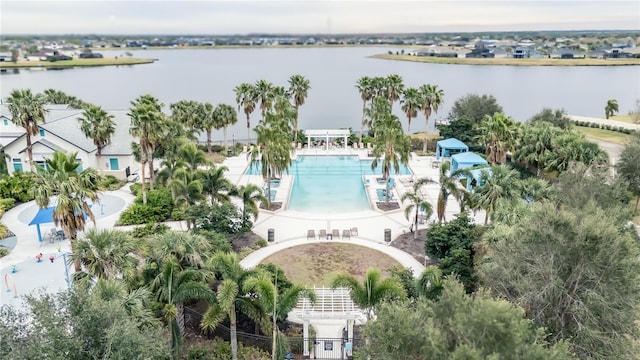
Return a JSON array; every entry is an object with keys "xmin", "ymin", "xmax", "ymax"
[{"xmin": 1, "ymin": 106, "xmax": 141, "ymax": 180}]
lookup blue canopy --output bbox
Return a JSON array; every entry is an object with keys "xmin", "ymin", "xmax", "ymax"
[
  {"xmin": 436, "ymin": 138, "xmax": 469, "ymax": 159},
  {"xmin": 29, "ymin": 206, "xmax": 90, "ymax": 243}
]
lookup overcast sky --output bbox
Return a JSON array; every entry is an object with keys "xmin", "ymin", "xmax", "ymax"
[{"xmin": 1, "ymin": 0, "xmax": 639, "ymax": 35}]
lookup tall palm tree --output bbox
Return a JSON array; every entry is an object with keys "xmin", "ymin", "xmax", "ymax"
[
  {"xmin": 32, "ymin": 151, "xmax": 101, "ymax": 272},
  {"xmin": 177, "ymin": 142, "xmax": 208, "ymax": 173},
  {"xmin": 250, "ymin": 112, "xmax": 293, "ymax": 208},
  {"xmin": 371, "ymin": 113, "xmax": 411, "ymax": 203},
  {"xmin": 254, "ymin": 80, "xmax": 275, "ymax": 121},
  {"xmin": 400, "ymin": 87, "xmax": 421, "ymax": 134},
  {"xmin": 605, "ymin": 99, "xmax": 619, "ymax": 119},
  {"xmin": 471, "ymin": 165, "xmax": 521, "ymax": 224},
  {"xmin": 400, "ymin": 177, "xmax": 435, "ymax": 239},
  {"xmin": 72, "ymin": 228, "xmax": 141, "ymax": 284},
  {"xmin": 215, "ymin": 103, "xmax": 238, "ymax": 153},
  {"xmin": 78, "ymin": 105, "xmax": 115, "ymax": 173},
  {"xmin": 356, "ymin": 76, "xmax": 374, "ymax": 144},
  {"xmin": 7, "ymin": 89, "xmax": 47, "ymax": 171},
  {"xmin": 201, "ymin": 252, "xmax": 269, "ymax": 360},
  {"xmin": 330, "ymin": 268, "xmax": 406, "ymax": 320},
  {"xmin": 234, "ymin": 83, "xmax": 257, "ymax": 145},
  {"xmin": 129, "ymin": 94, "xmax": 165, "ymax": 203},
  {"xmin": 436, "ymin": 161, "xmax": 472, "ymax": 223},
  {"xmin": 91, "ymin": 278, "xmax": 158, "ymax": 328},
  {"xmin": 385, "ymin": 74, "xmax": 405, "ymax": 111},
  {"xmin": 169, "ymin": 100, "xmax": 205, "ymax": 139},
  {"xmin": 288, "ymin": 74, "xmax": 310, "ymax": 146},
  {"xmin": 419, "ymin": 84, "xmax": 444, "ymax": 152},
  {"xmin": 243, "ymin": 271, "xmax": 315, "ymax": 360},
  {"xmin": 514, "ymin": 121, "xmax": 558, "ymax": 176},
  {"xmin": 145, "ymin": 230, "xmax": 212, "ymax": 271},
  {"xmin": 169, "ymin": 168, "xmax": 204, "ymax": 208},
  {"xmin": 230, "ymin": 184, "xmax": 267, "ymax": 224}
]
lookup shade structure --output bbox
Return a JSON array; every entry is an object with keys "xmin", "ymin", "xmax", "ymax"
[
  {"xmin": 29, "ymin": 206, "xmax": 90, "ymax": 243},
  {"xmin": 435, "ymin": 138, "xmax": 469, "ymax": 160}
]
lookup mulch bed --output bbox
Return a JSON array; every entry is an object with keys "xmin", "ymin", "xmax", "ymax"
[
  {"xmin": 390, "ymin": 229, "xmax": 435, "ymax": 267},
  {"xmin": 259, "ymin": 202, "xmax": 282, "ymax": 211},
  {"xmin": 376, "ymin": 201, "xmax": 400, "ymax": 211},
  {"xmin": 227, "ymin": 232, "xmax": 264, "ymax": 252}
]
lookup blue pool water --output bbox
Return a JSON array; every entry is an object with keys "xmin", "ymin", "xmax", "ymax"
[{"xmin": 246, "ymin": 156, "xmax": 411, "ymax": 213}]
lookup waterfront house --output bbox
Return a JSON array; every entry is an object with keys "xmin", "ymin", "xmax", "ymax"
[
  {"xmin": 1, "ymin": 106, "xmax": 141, "ymax": 179},
  {"xmin": 465, "ymin": 47, "xmax": 495, "ymax": 58}
]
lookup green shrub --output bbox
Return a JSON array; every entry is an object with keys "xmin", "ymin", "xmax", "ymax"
[
  {"xmin": 118, "ymin": 203, "xmax": 167, "ymax": 225},
  {"xmin": 0, "ymin": 172, "xmax": 35, "ymax": 202},
  {"xmin": 171, "ymin": 207, "xmax": 186, "ymax": 221},
  {"xmin": 0, "ymin": 198, "xmax": 16, "ymax": 212},
  {"xmin": 130, "ymin": 223, "xmax": 170, "ymax": 238},
  {"xmin": 0, "ymin": 247, "xmax": 8, "ymax": 258},
  {"xmin": 0, "ymin": 223, "xmax": 7, "ymax": 239},
  {"xmin": 190, "ymin": 229, "xmax": 232, "ymax": 252},
  {"xmin": 187, "ymin": 337, "xmax": 270, "ymax": 360},
  {"xmin": 129, "ymin": 183, "xmax": 142, "ymax": 195},
  {"xmin": 254, "ymin": 238, "xmax": 268, "ymax": 249},
  {"xmin": 99, "ymin": 175, "xmax": 125, "ymax": 191}
]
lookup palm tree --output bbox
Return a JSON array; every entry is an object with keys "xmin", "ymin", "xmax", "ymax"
[
  {"xmin": 199, "ymin": 165, "xmax": 233, "ymax": 204},
  {"xmin": 385, "ymin": 74, "xmax": 404, "ymax": 111},
  {"xmin": 370, "ymin": 113, "xmax": 411, "ymax": 203},
  {"xmin": 78, "ymin": 105, "xmax": 115, "ymax": 173},
  {"xmin": 169, "ymin": 100, "xmax": 205, "ymax": 139},
  {"xmin": 145, "ymin": 230, "xmax": 212, "ymax": 271},
  {"xmin": 243, "ymin": 271, "xmax": 315, "ymax": 360},
  {"xmin": 356, "ymin": 76, "xmax": 374, "ymax": 144},
  {"xmin": 400, "ymin": 87, "xmax": 421, "ymax": 134},
  {"xmin": 72, "ymin": 228, "xmax": 141, "ymax": 283},
  {"xmin": 436, "ymin": 161, "xmax": 472, "ymax": 223},
  {"xmin": 32, "ymin": 151, "xmax": 101, "ymax": 272},
  {"xmin": 169, "ymin": 168, "xmax": 204, "ymax": 208},
  {"xmin": 201, "ymin": 252, "xmax": 269, "ymax": 360},
  {"xmin": 330, "ymin": 268, "xmax": 406, "ymax": 320},
  {"xmin": 419, "ymin": 84, "xmax": 444, "ymax": 152},
  {"xmin": 477, "ymin": 112, "xmax": 520, "ymax": 165},
  {"xmin": 129, "ymin": 95, "xmax": 165, "ymax": 203},
  {"xmin": 288, "ymin": 75, "xmax": 310, "ymax": 145},
  {"xmin": 150, "ymin": 260, "xmax": 214, "ymax": 359},
  {"xmin": 230, "ymin": 184, "xmax": 267, "ymax": 224},
  {"xmin": 605, "ymin": 99, "xmax": 619, "ymax": 119},
  {"xmin": 177, "ymin": 142, "xmax": 208, "ymax": 173},
  {"xmin": 234, "ymin": 83, "xmax": 257, "ymax": 145},
  {"xmin": 400, "ymin": 177, "xmax": 435, "ymax": 239},
  {"xmin": 471, "ymin": 165, "xmax": 521, "ymax": 224},
  {"xmin": 91, "ymin": 278, "xmax": 158, "ymax": 328},
  {"xmin": 215, "ymin": 103, "xmax": 238, "ymax": 154},
  {"xmin": 250, "ymin": 112, "xmax": 293, "ymax": 208},
  {"xmin": 514, "ymin": 121, "xmax": 558, "ymax": 176},
  {"xmin": 7, "ymin": 89, "xmax": 47, "ymax": 171},
  {"xmin": 517, "ymin": 176, "xmax": 554, "ymax": 202},
  {"xmin": 254, "ymin": 80, "xmax": 275, "ymax": 121}
]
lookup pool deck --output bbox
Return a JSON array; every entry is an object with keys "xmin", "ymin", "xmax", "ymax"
[{"xmin": 224, "ymin": 148, "xmax": 486, "ymax": 274}]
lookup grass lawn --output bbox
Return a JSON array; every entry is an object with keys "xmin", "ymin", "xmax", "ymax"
[
  {"xmin": 575, "ymin": 126, "xmax": 632, "ymax": 145},
  {"xmin": 261, "ymin": 243, "xmax": 401, "ymax": 286},
  {"xmin": 371, "ymin": 54, "xmax": 640, "ymax": 66},
  {"xmin": 611, "ymin": 114, "xmax": 640, "ymax": 124},
  {"xmin": 0, "ymin": 58, "xmax": 156, "ymax": 69}
]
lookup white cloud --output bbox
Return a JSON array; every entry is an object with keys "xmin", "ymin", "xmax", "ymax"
[{"xmin": 1, "ymin": 0, "xmax": 638, "ymax": 34}]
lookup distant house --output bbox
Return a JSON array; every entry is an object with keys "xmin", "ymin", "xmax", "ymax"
[
  {"xmin": 465, "ymin": 47, "xmax": 494, "ymax": 58},
  {"xmin": 1, "ymin": 106, "xmax": 140, "ymax": 179},
  {"xmin": 551, "ymin": 49, "xmax": 585, "ymax": 59},
  {"xmin": 0, "ymin": 51, "xmax": 12, "ymax": 62},
  {"xmin": 512, "ymin": 47, "xmax": 529, "ymax": 58},
  {"xmin": 79, "ymin": 52, "xmax": 103, "ymax": 59},
  {"xmin": 26, "ymin": 48, "xmax": 56, "ymax": 61}
]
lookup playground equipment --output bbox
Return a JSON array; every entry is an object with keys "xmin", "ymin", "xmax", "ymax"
[{"xmin": 4, "ymin": 273, "xmax": 18, "ymax": 298}]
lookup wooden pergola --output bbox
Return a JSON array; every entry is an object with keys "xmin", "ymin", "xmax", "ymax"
[{"xmin": 304, "ymin": 129, "xmax": 350, "ymax": 150}]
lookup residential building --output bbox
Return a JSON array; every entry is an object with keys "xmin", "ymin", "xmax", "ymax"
[{"xmin": 1, "ymin": 106, "xmax": 141, "ymax": 179}]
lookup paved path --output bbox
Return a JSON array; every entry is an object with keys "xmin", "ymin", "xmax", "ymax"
[{"xmin": 568, "ymin": 115, "xmax": 640, "ymax": 131}]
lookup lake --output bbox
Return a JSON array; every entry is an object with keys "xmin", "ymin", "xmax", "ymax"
[{"xmin": 1, "ymin": 47, "xmax": 638, "ymax": 142}]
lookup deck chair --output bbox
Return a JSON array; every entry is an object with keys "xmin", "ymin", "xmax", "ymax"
[
  {"xmin": 350, "ymin": 227, "xmax": 358, "ymax": 236},
  {"xmin": 332, "ymin": 229, "xmax": 340, "ymax": 240},
  {"xmin": 342, "ymin": 229, "xmax": 351, "ymax": 240},
  {"xmin": 319, "ymin": 229, "xmax": 327, "ymax": 240},
  {"xmin": 307, "ymin": 229, "xmax": 315, "ymax": 240}
]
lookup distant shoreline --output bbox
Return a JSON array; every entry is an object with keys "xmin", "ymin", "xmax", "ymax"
[
  {"xmin": 0, "ymin": 58, "xmax": 157, "ymax": 69},
  {"xmin": 370, "ymin": 54, "xmax": 640, "ymax": 66}
]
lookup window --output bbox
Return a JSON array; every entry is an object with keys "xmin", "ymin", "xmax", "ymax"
[
  {"xmin": 39, "ymin": 129, "xmax": 45, "ymax": 137},
  {"xmin": 76, "ymin": 159, "xmax": 83, "ymax": 172},
  {"xmin": 12, "ymin": 158, "xmax": 22, "ymax": 172},
  {"xmin": 2, "ymin": 119, "xmax": 7, "ymax": 126},
  {"xmin": 109, "ymin": 158, "xmax": 119, "ymax": 171}
]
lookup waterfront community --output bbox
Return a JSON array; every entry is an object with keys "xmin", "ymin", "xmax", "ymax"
[{"xmin": 0, "ymin": 3, "xmax": 640, "ymax": 355}]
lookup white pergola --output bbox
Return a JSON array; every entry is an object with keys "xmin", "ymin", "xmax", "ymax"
[{"xmin": 304, "ymin": 129, "xmax": 350, "ymax": 150}]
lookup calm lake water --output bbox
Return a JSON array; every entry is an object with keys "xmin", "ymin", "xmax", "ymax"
[{"xmin": 2, "ymin": 47, "xmax": 638, "ymax": 142}]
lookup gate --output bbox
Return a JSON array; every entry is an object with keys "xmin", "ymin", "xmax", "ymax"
[{"xmin": 310, "ymin": 337, "xmax": 359, "ymax": 360}]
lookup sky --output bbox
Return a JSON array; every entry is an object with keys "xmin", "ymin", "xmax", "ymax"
[{"xmin": 1, "ymin": 0, "xmax": 639, "ymax": 35}]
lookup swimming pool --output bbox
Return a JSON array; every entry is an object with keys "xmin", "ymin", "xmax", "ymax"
[{"xmin": 246, "ymin": 156, "xmax": 412, "ymax": 213}]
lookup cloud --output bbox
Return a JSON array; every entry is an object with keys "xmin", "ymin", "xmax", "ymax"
[{"xmin": 1, "ymin": 0, "xmax": 638, "ymax": 34}]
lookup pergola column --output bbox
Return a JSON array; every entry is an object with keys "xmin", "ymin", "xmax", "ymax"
[
  {"xmin": 307, "ymin": 134, "xmax": 311, "ymax": 149},
  {"xmin": 344, "ymin": 134, "xmax": 347, "ymax": 149},
  {"xmin": 303, "ymin": 319, "xmax": 310, "ymax": 357},
  {"xmin": 325, "ymin": 133, "xmax": 329, "ymax": 151}
]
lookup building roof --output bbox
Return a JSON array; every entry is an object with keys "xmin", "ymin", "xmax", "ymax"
[
  {"xmin": 19, "ymin": 139, "xmax": 65, "ymax": 154},
  {"xmin": 451, "ymin": 151, "xmax": 488, "ymax": 165},
  {"xmin": 436, "ymin": 138, "xmax": 468, "ymax": 150}
]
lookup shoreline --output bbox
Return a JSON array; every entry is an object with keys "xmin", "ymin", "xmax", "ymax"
[
  {"xmin": 370, "ymin": 54, "xmax": 640, "ymax": 66},
  {"xmin": 0, "ymin": 58, "xmax": 157, "ymax": 69}
]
